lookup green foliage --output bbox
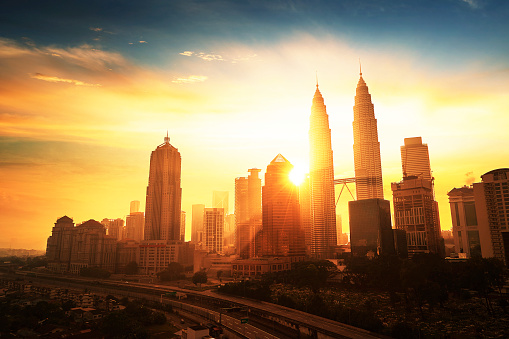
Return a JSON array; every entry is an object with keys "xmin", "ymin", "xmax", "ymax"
[
  {"xmin": 193, "ymin": 270, "xmax": 208, "ymax": 285},
  {"xmin": 157, "ymin": 262, "xmax": 185, "ymax": 281},
  {"xmin": 80, "ymin": 266, "xmax": 111, "ymax": 279}
]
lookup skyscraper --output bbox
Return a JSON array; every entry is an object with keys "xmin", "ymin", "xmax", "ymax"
[
  {"xmin": 309, "ymin": 84, "xmax": 337, "ymax": 258},
  {"xmin": 235, "ymin": 168, "xmax": 262, "ymax": 258},
  {"xmin": 259, "ymin": 154, "xmax": 305, "ymax": 257},
  {"xmin": 473, "ymin": 168, "xmax": 509, "ymax": 264},
  {"xmin": 448, "ymin": 186, "xmax": 481, "ymax": 258},
  {"xmin": 204, "ymin": 208, "xmax": 224, "ymax": 254},
  {"xmin": 130, "ymin": 200, "xmax": 140, "ymax": 214},
  {"xmin": 180, "ymin": 211, "xmax": 186, "ymax": 242},
  {"xmin": 144, "ymin": 134, "xmax": 182, "ymax": 242},
  {"xmin": 352, "ymin": 70, "xmax": 384, "ymax": 200},
  {"xmin": 392, "ymin": 177, "xmax": 441, "ymax": 257},
  {"xmin": 191, "ymin": 204, "xmax": 205, "ymax": 244},
  {"xmin": 401, "ymin": 137, "xmax": 432, "ymax": 180}
]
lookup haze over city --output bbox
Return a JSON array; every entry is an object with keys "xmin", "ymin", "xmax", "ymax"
[{"xmin": 1, "ymin": 0, "xmax": 509, "ymax": 250}]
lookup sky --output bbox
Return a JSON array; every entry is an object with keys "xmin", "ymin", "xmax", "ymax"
[{"xmin": 1, "ymin": 0, "xmax": 509, "ymax": 250}]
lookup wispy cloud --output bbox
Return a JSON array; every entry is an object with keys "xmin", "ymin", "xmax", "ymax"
[
  {"xmin": 172, "ymin": 75, "xmax": 208, "ymax": 84},
  {"xmin": 129, "ymin": 41, "xmax": 148, "ymax": 45},
  {"xmin": 178, "ymin": 50, "xmax": 257, "ymax": 63},
  {"xmin": 30, "ymin": 73, "xmax": 102, "ymax": 87},
  {"xmin": 89, "ymin": 27, "xmax": 103, "ymax": 32},
  {"xmin": 461, "ymin": 0, "xmax": 480, "ymax": 9}
]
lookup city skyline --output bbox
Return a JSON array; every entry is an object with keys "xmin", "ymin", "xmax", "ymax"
[{"xmin": 1, "ymin": 1, "xmax": 509, "ymax": 249}]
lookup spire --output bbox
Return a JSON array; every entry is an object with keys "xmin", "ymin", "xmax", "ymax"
[
  {"xmin": 164, "ymin": 131, "xmax": 170, "ymax": 144},
  {"xmin": 315, "ymin": 71, "xmax": 319, "ymax": 89},
  {"xmin": 359, "ymin": 58, "xmax": 362, "ymax": 76}
]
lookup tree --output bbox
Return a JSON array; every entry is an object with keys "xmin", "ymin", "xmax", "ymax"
[
  {"xmin": 157, "ymin": 262, "xmax": 185, "ymax": 281},
  {"xmin": 193, "ymin": 270, "xmax": 207, "ymax": 286},
  {"xmin": 124, "ymin": 261, "xmax": 138, "ymax": 275}
]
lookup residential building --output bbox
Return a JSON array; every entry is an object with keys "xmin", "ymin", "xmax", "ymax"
[
  {"xmin": 448, "ymin": 186, "xmax": 481, "ymax": 258},
  {"xmin": 204, "ymin": 208, "xmax": 224, "ymax": 254}
]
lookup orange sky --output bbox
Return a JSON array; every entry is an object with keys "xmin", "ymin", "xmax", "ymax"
[{"xmin": 1, "ymin": 34, "xmax": 508, "ymax": 250}]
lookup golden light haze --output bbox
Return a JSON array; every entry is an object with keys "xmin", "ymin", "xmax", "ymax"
[{"xmin": 1, "ymin": 34, "xmax": 508, "ymax": 249}]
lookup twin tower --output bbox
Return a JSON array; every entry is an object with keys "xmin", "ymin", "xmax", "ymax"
[{"xmin": 308, "ymin": 70, "xmax": 382, "ymax": 258}]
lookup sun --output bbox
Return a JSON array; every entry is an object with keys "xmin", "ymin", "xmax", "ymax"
[{"xmin": 289, "ymin": 164, "xmax": 308, "ymax": 186}]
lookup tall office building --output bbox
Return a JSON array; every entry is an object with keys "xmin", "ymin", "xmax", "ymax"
[
  {"xmin": 204, "ymin": 208, "xmax": 224, "ymax": 254},
  {"xmin": 213, "ymin": 191, "xmax": 229, "ymax": 215},
  {"xmin": 180, "ymin": 211, "xmax": 186, "ymax": 242},
  {"xmin": 349, "ymin": 199, "xmax": 394, "ymax": 257},
  {"xmin": 125, "ymin": 212, "xmax": 144, "ymax": 241},
  {"xmin": 299, "ymin": 175, "xmax": 312, "ymax": 255},
  {"xmin": 309, "ymin": 84, "xmax": 337, "ymax": 259},
  {"xmin": 191, "ymin": 204, "xmax": 205, "ymax": 244},
  {"xmin": 401, "ymin": 137, "xmax": 432, "ymax": 180},
  {"xmin": 473, "ymin": 168, "xmax": 509, "ymax": 264},
  {"xmin": 352, "ymin": 71, "xmax": 384, "ymax": 200},
  {"xmin": 144, "ymin": 134, "xmax": 182, "ymax": 242},
  {"xmin": 392, "ymin": 177, "xmax": 441, "ymax": 257},
  {"xmin": 101, "ymin": 218, "xmax": 124, "ymax": 241},
  {"xmin": 259, "ymin": 154, "xmax": 305, "ymax": 257},
  {"xmin": 130, "ymin": 200, "xmax": 140, "ymax": 214},
  {"xmin": 235, "ymin": 169, "xmax": 262, "ymax": 258},
  {"xmin": 448, "ymin": 186, "xmax": 481, "ymax": 258},
  {"xmin": 46, "ymin": 216, "xmax": 75, "ymax": 272}
]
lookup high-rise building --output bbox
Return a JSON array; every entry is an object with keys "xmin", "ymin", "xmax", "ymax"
[
  {"xmin": 180, "ymin": 211, "xmax": 186, "ymax": 242},
  {"xmin": 125, "ymin": 212, "xmax": 144, "ymax": 242},
  {"xmin": 352, "ymin": 71, "xmax": 384, "ymax": 200},
  {"xmin": 401, "ymin": 137, "xmax": 432, "ymax": 180},
  {"xmin": 235, "ymin": 169, "xmax": 262, "ymax": 258},
  {"xmin": 213, "ymin": 191, "xmax": 229, "ymax": 215},
  {"xmin": 204, "ymin": 208, "xmax": 224, "ymax": 254},
  {"xmin": 259, "ymin": 154, "xmax": 305, "ymax": 257},
  {"xmin": 299, "ymin": 175, "xmax": 312, "ymax": 255},
  {"xmin": 101, "ymin": 218, "xmax": 124, "ymax": 241},
  {"xmin": 392, "ymin": 177, "xmax": 441, "ymax": 257},
  {"xmin": 473, "ymin": 168, "xmax": 509, "ymax": 264},
  {"xmin": 144, "ymin": 134, "xmax": 182, "ymax": 242},
  {"xmin": 130, "ymin": 200, "xmax": 140, "ymax": 214},
  {"xmin": 46, "ymin": 216, "xmax": 75, "ymax": 272},
  {"xmin": 309, "ymin": 84, "xmax": 337, "ymax": 259},
  {"xmin": 349, "ymin": 198, "xmax": 394, "ymax": 257},
  {"xmin": 191, "ymin": 204, "xmax": 205, "ymax": 244},
  {"xmin": 448, "ymin": 186, "xmax": 481, "ymax": 258}
]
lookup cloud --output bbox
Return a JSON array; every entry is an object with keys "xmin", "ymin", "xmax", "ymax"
[
  {"xmin": 139, "ymin": 41, "xmax": 147, "ymax": 44},
  {"xmin": 461, "ymin": 0, "xmax": 480, "ymax": 9},
  {"xmin": 89, "ymin": 27, "xmax": 103, "ymax": 32},
  {"xmin": 172, "ymin": 75, "xmax": 208, "ymax": 84},
  {"xmin": 178, "ymin": 50, "xmax": 257, "ymax": 63},
  {"xmin": 30, "ymin": 73, "xmax": 102, "ymax": 87}
]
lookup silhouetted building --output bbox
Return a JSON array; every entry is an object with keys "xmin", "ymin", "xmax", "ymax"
[
  {"xmin": 191, "ymin": 204, "xmax": 205, "ymax": 245},
  {"xmin": 448, "ymin": 186, "xmax": 481, "ymax": 258},
  {"xmin": 69, "ymin": 220, "xmax": 117, "ymax": 274},
  {"xmin": 204, "ymin": 208, "xmax": 224, "ymax": 254},
  {"xmin": 299, "ymin": 175, "xmax": 312, "ymax": 255},
  {"xmin": 125, "ymin": 212, "xmax": 144, "ymax": 242},
  {"xmin": 116, "ymin": 239, "xmax": 139, "ymax": 273},
  {"xmin": 309, "ymin": 84, "xmax": 337, "ymax": 259},
  {"xmin": 144, "ymin": 134, "xmax": 182, "ymax": 242},
  {"xmin": 349, "ymin": 198, "xmax": 394, "ymax": 256},
  {"xmin": 101, "ymin": 218, "xmax": 124, "ymax": 241},
  {"xmin": 392, "ymin": 177, "xmax": 441, "ymax": 257},
  {"xmin": 180, "ymin": 211, "xmax": 186, "ymax": 242},
  {"xmin": 401, "ymin": 137, "xmax": 432, "ymax": 180},
  {"xmin": 473, "ymin": 168, "xmax": 509, "ymax": 265},
  {"xmin": 353, "ymin": 70, "xmax": 384, "ymax": 200},
  {"xmin": 259, "ymin": 154, "xmax": 305, "ymax": 257},
  {"xmin": 46, "ymin": 216, "xmax": 75, "ymax": 272},
  {"xmin": 393, "ymin": 229, "xmax": 408, "ymax": 258},
  {"xmin": 130, "ymin": 200, "xmax": 140, "ymax": 214},
  {"xmin": 235, "ymin": 168, "xmax": 262, "ymax": 258}
]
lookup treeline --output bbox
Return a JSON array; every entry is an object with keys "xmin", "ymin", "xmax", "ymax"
[{"xmin": 218, "ymin": 255, "xmax": 508, "ymax": 337}]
